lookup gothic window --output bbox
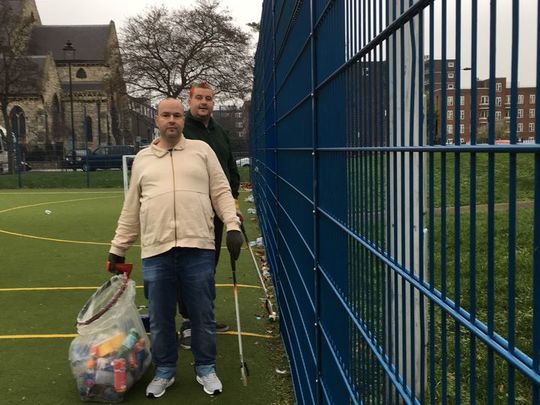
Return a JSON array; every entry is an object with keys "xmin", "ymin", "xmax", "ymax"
[
  {"xmin": 76, "ymin": 68, "xmax": 88, "ymax": 79},
  {"xmin": 9, "ymin": 106, "xmax": 26, "ymax": 136}
]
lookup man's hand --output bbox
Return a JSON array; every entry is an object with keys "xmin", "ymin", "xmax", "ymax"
[
  {"xmin": 226, "ymin": 230, "xmax": 243, "ymax": 261},
  {"xmin": 106, "ymin": 253, "xmax": 125, "ymax": 275}
]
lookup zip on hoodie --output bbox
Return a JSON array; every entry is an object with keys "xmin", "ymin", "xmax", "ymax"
[{"xmin": 169, "ymin": 149, "xmax": 178, "ymax": 243}]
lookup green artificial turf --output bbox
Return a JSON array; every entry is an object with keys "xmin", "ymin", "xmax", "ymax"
[{"xmin": 0, "ymin": 187, "xmax": 294, "ymax": 404}]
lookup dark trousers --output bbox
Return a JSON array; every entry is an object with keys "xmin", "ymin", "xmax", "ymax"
[{"xmin": 178, "ymin": 216, "xmax": 224, "ymax": 319}]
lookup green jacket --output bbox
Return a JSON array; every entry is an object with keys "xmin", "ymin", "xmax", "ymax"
[{"xmin": 183, "ymin": 110, "xmax": 240, "ymax": 199}]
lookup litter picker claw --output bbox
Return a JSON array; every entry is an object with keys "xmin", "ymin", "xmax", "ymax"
[{"xmin": 239, "ymin": 222, "xmax": 277, "ymax": 321}]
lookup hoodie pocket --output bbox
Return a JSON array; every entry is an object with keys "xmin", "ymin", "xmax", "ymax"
[{"xmin": 175, "ymin": 191, "xmax": 214, "ymax": 240}]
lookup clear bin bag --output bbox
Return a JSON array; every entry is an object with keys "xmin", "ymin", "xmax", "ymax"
[{"xmin": 69, "ymin": 275, "xmax": 152, "ymax": 403}]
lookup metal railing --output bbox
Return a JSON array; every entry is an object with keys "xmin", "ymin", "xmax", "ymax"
[{"xmin": 250, "ymin": 1, "xmax": 540, "ymax": 403}]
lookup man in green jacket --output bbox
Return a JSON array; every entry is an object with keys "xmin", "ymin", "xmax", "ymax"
[{"xmin": 178, "ymin": 81, "xmax": 241, "ymax": 348}]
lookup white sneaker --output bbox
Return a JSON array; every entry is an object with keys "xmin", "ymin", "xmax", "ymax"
[
  {"xmin": 145, "ymin": 376, "xmax": 175, "ymax": 398},
  {"xmin": 196, "ymin": 372, "xmax": 223, "ymax": 395}
]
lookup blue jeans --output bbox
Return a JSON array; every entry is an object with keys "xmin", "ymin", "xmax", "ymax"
[{"xmin": 142, "ymin": 247, "xmax": 216, "ymax": 379}]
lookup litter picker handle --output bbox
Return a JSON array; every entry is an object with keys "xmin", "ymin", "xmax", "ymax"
[
  {"xmin": 240, "ymin": 222, "xmax": 249, "ymax": 243},
  {"xmin": 106, "ymin": 262, "xmax": 133, "ymax": 278}
]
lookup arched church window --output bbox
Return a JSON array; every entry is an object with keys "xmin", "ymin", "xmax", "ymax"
[
  {"xmin": 76, "ymin": 68, "xmax": 87, "ymax": 79},
  {"xmin": 9, "ymin": 106, "xmax": 26, "ymax": 136}
]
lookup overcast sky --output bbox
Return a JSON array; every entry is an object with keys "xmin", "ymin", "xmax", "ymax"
[
  {"xmin": 429, "ymin": 0, "xmax": 538, "ymax": 87},
  {"xmin": 34, "ymin": 0, "xmax": 538, "ymax": 88},
  {"xmin": 34, "ymin": 0, "xmax": 262, "ymax": 31}
]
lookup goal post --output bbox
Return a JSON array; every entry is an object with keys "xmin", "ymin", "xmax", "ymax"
[{"xmin": 122, "ymin": 155, "xmax": 137, "ymax": 197}]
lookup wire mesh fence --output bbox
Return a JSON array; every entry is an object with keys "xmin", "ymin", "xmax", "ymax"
[{"xmin": 250, "ymin": 1, "xmax": 540, "ymax": 403}]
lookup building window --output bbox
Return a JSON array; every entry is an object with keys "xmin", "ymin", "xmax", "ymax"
[
  {"xmin": 517, "ymin": 109, "xmax": 523, "ymax": 118},
  {"xmin": 460, "ymin": 124, "xmax": 465, "ymax": 134},
  {"xmin": 460, "ymin": 96, "xmax": 465, "ymax": 106},
  {"xmin": 9, "ymin": 106, "xmax": 26, "ymax": 136},
  {"xmin": 518, "ymin": 123, "xmax": 523, "ymax": 132},
  {"xmin": 448, "ymin": 83, "xmax": 455, "ymax": 89},
  {"xmin": 506, "ymin": 95, "xmax": 511, "ymax": 105},
  {"xmin": 518, "ymin": 94, "xmax": 524, "ymax": 104},
  {"xmin": 237, "ymin": 131, "xmax": 243, "ymax": 138},
  {"xmin": 530, "ymin": 94, "xmax": 536, "ymax": 104},
  {"xmin": 505, "ymin": 110, "xmax": 510, "ymax": 118},
  {"xmin": 496, "ymin": 97, "xmax": 502, "ymax": 106},
  {"xmin": 448, "ymin": 62, "xmax": 454, "ymax": 67},
  {"xmin": 447, "ymin": 125, "xmax": 453, "ymax": 134},
  {"xmin": 448, "ymin": 73, "xmax": 454, "ymax": 79},
  {"xmin": 447, "ymin": 110, "xmax": 454, "ymax": 120},
  {"xmin": 529, "ymin": 123, "xmax": 535, "ymax": 132},
  {"xmin": 495, "ymin": 111, "xmax": 502, "ymax": 120},
  {"xmin": 235, "ymin": 112, "xmax": 242, "ymax": 118},
  {"xmin": 530, "ymin": 109, "xmax": 536, "ymax": 118},
  {"xmin": 76, "ymin": 68, "xmax": 87, "ymax": 79},
  {"xmin": 496, "ymin": 82, "xmax": 502, "ymax": 92},
  {"xmin": 460, "ymin": 110, "xmax": 465, "ymax": 120},
  {"xmin": 447, "ymin": 96, "xmax": 454, "ymax": 106},
  {"xmin": 480, "ymin": 110, "xmax": 488, "ymax": 118},
  {"xmin": 235, "ymin": 122, "xmax": 243, "ymax": 128},
  {"xmin": 480, "ymin": 96, "xmax": 489, "ymax": 105}
]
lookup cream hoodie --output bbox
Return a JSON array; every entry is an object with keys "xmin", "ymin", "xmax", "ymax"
[{"xmin": 110, "ymin": 136, "xmax": 240, "ymax": 259}]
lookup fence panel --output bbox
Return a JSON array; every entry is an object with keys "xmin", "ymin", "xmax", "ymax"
[{"xmin": 250, "ymin": 0, "xmax": 540, "ymax": 403}]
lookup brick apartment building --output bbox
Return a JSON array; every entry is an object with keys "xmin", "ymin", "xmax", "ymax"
[
  {"xmin": 427, "ymin": 58, "xmax": 536, "ymax": 143},
  {"xmin": 212, "ymin": 102, "xmax": 250, "ymax": 158}
]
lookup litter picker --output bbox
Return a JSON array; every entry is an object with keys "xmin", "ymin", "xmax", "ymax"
[
  {"xmin": 239, "ymin": 222, "xmax": 277, "ymax": 321},
  {"xmin": 230, "ymin": 253, "xmax": 249, "ymax": 386}
]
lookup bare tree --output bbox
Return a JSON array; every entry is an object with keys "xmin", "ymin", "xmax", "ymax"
[
  {"xmin": 120, "ymin": 0, "xmax": 254, "ymax": 102},
  {"xmin": 0, "ymin": 2, "xmax": 36, "ymax": 173}
]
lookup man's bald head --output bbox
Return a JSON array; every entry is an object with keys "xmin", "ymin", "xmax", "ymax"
[{"xmin": 155, "ymin": 98, "xmax": 185, "ymax": 148}]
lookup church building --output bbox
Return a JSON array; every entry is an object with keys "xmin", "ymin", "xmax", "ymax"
[{"xmin": 0, "ymin": 0, "xmax": 154, "ymax": 163}]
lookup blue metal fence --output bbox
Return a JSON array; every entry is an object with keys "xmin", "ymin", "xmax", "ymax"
[{"xmin": 250, "ymin": 0, "xmax": 540, "ymax": 403}]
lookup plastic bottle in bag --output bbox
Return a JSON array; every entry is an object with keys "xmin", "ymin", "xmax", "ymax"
[{"xmin": 116, "ymin": 328, "xmax": 140, "ymax": 358}]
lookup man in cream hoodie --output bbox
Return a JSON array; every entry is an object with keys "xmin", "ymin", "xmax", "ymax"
[{"xmin": 107, "ymin": 97, "xmax": 243, "ymax": 398}]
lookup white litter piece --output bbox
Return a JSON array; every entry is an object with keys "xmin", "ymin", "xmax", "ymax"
[
  {"xmin": 44, "ymin": 210, "xmax": 52, "ymax": 215},
  {"xmin": 245, "ymin": 194, "xmax": 254, "ymax": 203},
  {"xmin": 247, "ymin": 207, "xmax": 257, "ymax": 214}
]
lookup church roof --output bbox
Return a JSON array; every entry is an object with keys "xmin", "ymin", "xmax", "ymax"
[{"xmin": 27, "ymin": 25, "xmax": 111, "ymax": 63}]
